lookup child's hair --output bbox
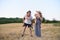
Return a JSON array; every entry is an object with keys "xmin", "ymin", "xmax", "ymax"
[
  {"xmin": 36, "ymin": 11, "xmax": 42, "ymax": 18},
  {"xmin": 27, "ymin": 10, "xmax": 31, "ymax": 14}
]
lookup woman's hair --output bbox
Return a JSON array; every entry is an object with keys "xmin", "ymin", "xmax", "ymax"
[{"xmin": 36, "ymin": 11, "xmax": 42, "ymax": 18}]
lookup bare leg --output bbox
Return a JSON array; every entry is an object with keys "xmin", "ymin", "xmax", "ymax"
[
  {"xmin": 22, "ymin": 26, "xmax": 26, "ymax": 37},
  {"xmin": 29, "ymin": 27, "xmax": 33, "ymax": 37}
]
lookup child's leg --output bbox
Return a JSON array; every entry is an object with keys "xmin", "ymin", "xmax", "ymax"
[
  {"xmin": 29, "ymin": 27, "xmax": 33, "ymax": 37},
  {"xmin": 22, "ymin": 26, "xmax": 26, "ymax": 36}
]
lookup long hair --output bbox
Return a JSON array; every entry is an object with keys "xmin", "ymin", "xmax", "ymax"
[
  {"xmin": 36, "ymin": 11, "xmax": 43, "ymax": 21},
  {"xmin": 36, "ymin": 11, "xmax": 42, "ymax": 18}
]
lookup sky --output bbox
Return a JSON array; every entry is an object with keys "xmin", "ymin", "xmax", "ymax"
[{"xmin": 0, "ymin": 0, "xmax": 60, "ymax": 20}]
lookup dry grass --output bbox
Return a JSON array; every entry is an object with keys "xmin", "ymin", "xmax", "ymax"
[{"xmin": 0, "ymin": 23, "xmax": 60, "ymax": 40}]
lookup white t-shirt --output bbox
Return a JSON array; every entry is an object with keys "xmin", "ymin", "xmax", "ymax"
[{"xmin": 24, "ymin": 16, "xmax": 33, "ymax": 24}]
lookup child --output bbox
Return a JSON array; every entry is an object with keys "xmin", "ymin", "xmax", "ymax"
[
  {"xmin": 34, "ymin": 11, "xmax": 42, "ymax": 37},
  {"xmin": 22, "ymin": 10, "xmax": 33, "ymax": 37}
]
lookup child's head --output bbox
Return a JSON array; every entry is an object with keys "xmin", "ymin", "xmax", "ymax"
[
  {"xmin": 26, "ymin": 10, "xmax": 31, "ymax": 17},
  {"xmin": 35, "ymin": 11, "xmax": 42, "ymax": 18}
]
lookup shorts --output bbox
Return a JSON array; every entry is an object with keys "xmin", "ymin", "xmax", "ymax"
[{"xmin": 23, "ymin": 23, "xmax": 32, "ymax": 27}]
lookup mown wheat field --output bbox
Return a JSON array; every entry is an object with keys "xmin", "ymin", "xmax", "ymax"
[{"xmin": 0, "ymin": 23, "xmax": 60, "ymax": 40}]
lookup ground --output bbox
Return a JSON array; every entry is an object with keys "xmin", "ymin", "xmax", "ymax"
[{"xmin": 0, "ymin": 23, "xmax": 60, "ymax": 40}]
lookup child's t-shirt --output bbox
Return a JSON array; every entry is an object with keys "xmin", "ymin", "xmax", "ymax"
[{"xmin": 24, "ymin": 16, "xmax": 33, "ymax": 24}]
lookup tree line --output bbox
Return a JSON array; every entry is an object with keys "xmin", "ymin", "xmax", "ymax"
[
  {"xmin": 0, "ymin": 17, "xmax": 60, "ymax": 24},
  {"xmin": 0, "ymin": 17, "xmax": 23, "ymax": 24}
]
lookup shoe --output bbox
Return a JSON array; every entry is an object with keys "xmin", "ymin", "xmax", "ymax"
[
  {"xmin": 31, "ymin": 35, "xmax": 33, "ymax": 37},
  {"xmin": 22, "ymin": 34, "xmax": 24, "ymax": 37}
]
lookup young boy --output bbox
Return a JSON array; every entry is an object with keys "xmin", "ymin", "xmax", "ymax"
[{"xmin": 22, "ymin": 10, "xmax": 33, "ymax": 37}]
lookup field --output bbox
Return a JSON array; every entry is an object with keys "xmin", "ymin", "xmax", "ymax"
[{"xmin": 0, "ymin": 23, "xmax": 60, "ymax": 40}]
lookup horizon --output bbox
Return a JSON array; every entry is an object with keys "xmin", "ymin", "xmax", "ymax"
[{"xmin": 0, "ymin": 17, "xmax": 60, "ymax": 21}]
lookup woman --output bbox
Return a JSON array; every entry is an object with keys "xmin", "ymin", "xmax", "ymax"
[{"xmin": 34, "ymin": 11, "xmax": 42, "ymax": 37}]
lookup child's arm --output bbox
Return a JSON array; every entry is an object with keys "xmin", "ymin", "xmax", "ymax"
[
  {"xmin": 31, "ymin": 17, "xmax": 34, "ymax": 28},
  {"xmin": 22, "ymin": 17, "xmax": 25, "ymax": 27},
  {"xmin": 31, "ymin": 20, "xmax": 33, "ymax": 25},
  {"xmin": 23, "ymin": 17, "xmax": 25, "ymax": 23}
]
